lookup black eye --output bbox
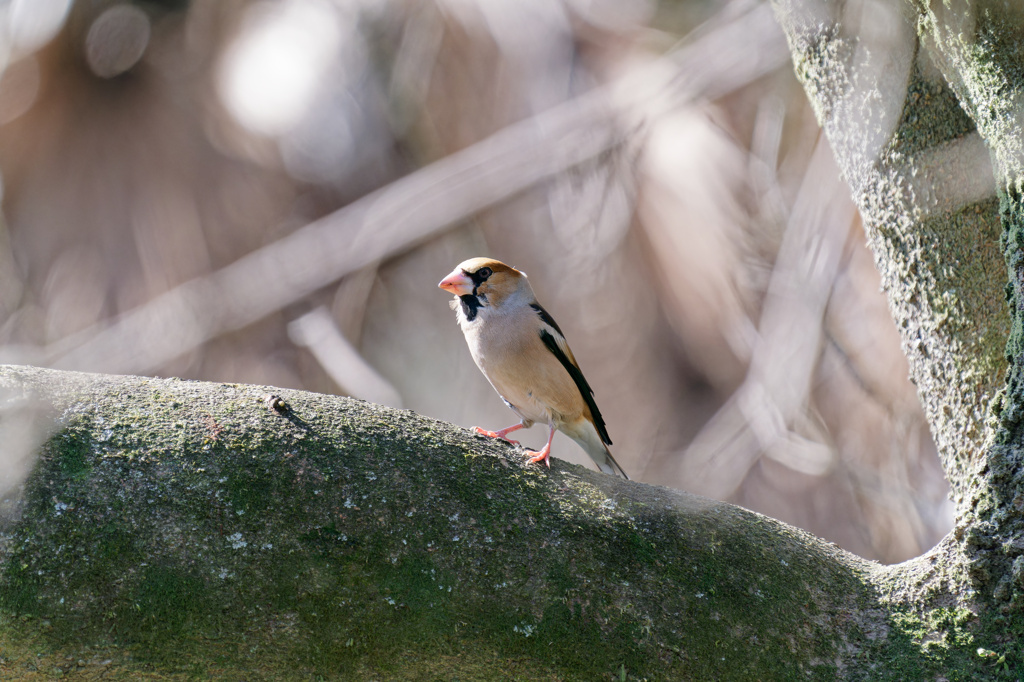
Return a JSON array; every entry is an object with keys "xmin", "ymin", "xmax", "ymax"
[{"xmin": 478, "ymin": 267, "xmax": 492, "ymax": 280}]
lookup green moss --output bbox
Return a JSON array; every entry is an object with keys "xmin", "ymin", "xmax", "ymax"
[
  {"xmin": 1, "ymin": 560, "xmax": 42, "ymax": 615},
  {"xmin": 124, "ymin": 564, "xmax": 216, "ymax": 637},
  {"xmin": 0, "ymin": 368, "xmax": 885, "ymax": 679},
  {"xmin": 889, "ymin": 55, "xmax": 976, "ymax": 158},
  {"xmin": 775, "ymin": 1, "xmax": 1024, "ymax": 677},
  {"xmin": 844, "ymin": 604, "xmax": 969, "ymax": 680},
  {"xmin": 878, "ymin": 52, "xmax": 1010, "ymax": 398},
  {"xmin": 910, "ymin": 3, "xmax": 1024, "ymax": 536},
  {"xmin": 916, "ymin": 198, "xmax": 1009, "ymax": 387},
  {"xmin": 956, "ymin": 9, "xmax": 1024, "ymax": 180},
  {"xmin": 864, "ymin": 603, "xmax": 1024, "ymax": 682},
  {"xmin": 55, "ymin": 431, "xmax": 91, "ymax": 479},
  {"xmin": 996, "ymin": 184, "xmax": 1024, "ymax": 441}
]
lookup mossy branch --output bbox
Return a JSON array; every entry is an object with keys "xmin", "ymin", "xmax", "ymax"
[{"xmin": 0, "ymin": 365, "xmax": 887, "ymax": 679}]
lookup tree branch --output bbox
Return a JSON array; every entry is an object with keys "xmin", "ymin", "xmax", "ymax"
[
  {"xmin": 19, "ymin": 2, "xmax": 790, "ymax": 379},
  {"xmin": 0, "ymin": 365, "xmax": 878, "ymax": 679}
]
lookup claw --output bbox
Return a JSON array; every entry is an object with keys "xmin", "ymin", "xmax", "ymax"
[
  {"xmin": 526, "ymin": 447, "xmax": 551, "ymax": 468},
  {"xmin": 524, "ymin": 424, "xmax": 556, "ymax": 470},
  {"xmin": 472, "ymin": 426, "xmax": 521, "ymax": 445},
  {"xmin": 472, "ymin": 423, "xmax": 524, "ymax": 445}
]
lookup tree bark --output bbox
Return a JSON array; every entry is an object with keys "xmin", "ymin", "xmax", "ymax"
[
  {"xmin": 772, "ymin": 0, "xmax": 1024, "ymax": 676},
  {"xmin": 0, "ymin": 365, "xmax": 880, "ymax": 680},
  {"xmin": 2, "ymin": 1, "xmax": 1024, "ymax": 678}
]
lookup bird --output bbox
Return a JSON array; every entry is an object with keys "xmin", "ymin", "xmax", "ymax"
[{"xmin": 438, "ymin": 257, "xmax": 628, "ymax": 479}]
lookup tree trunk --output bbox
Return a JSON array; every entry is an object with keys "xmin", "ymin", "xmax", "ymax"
[
  {"xmin": 771, "ymin": 0, "xmax": 1024, "ymax": 676},
  {"xmin": 2, "ymin": 1, "xmax": 1024, "ymax": 679}
]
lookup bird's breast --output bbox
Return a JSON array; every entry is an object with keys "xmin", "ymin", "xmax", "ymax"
[{"xmin": 462, "ymin": 313, "xmax": 581, "ymax": 427}]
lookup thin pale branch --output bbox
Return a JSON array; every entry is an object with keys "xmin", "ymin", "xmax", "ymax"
[{"xmin": 15, "ymin": 2, "xmax": 789, "ymax": 376}]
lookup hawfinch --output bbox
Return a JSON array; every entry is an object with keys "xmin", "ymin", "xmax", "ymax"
[{"xmin": 439, "ymin": 257, "xmax": 628, "ymax": 479}]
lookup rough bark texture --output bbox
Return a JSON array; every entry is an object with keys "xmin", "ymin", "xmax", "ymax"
[
  {"xmin": 776, "ymin": 0, "xmax": 1007, "ymax": 507},
  {"xmin": 773, "ymin": 0, "xmax": 1024, "ymax": 677},
  {"xmin": 909, "ymin": 0, "xmax": 1024, "ymax": 615},
  {"xmin": 2, "ymin": 1, "xmax": 1024, "ymax": 678},
  {"xmin": 0, "ymin": 366, "xmax": 879, "ymax": 680}
]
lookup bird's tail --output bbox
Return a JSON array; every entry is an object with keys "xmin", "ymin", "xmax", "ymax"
[{"xmin": 570, "ymin": 421, "xmax": 629, "ymax": 480}]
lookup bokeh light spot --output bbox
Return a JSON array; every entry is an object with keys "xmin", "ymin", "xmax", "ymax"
[
  {"xmin": 9, "ymin": 0, "xmax": 72, "ymax": 54},
  {"xmin": 0, "ymin": 56, "xmax": 40, "ymax": 124},
  {"xmin": 217, "ymin": 0, "xmax": 341, "ymax": 137},
  {"xmin": 85, "ymin": 4, "xmax": 152, "ymax": 78}
]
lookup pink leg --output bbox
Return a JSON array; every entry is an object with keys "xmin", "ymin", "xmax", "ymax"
[
  {"xmin": 526, "ymin": 424, "xmax": 557, "ymax": 469},
  {"xmin": 472, "ymin": 422, "xmax": 524, "ymax": 445}
]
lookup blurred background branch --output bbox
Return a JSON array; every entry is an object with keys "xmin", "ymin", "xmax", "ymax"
[{"xmin": 0, "ymin": 0, "xmax": 956, "ymax": 562}]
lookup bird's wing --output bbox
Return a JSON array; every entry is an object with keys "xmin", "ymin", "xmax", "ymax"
[{"xmin": 531, "ymin": 303, "xmax": 612, "ymax": 446}]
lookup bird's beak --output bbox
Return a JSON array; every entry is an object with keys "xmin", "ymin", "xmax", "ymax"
[{"xmin": 438, "ymin": 269, "xmax": 474, "ymax": 296}]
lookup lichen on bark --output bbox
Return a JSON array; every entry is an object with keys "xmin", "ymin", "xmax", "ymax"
[
  {"xmin": 0, "ymin": 365, "xmax": 879, "ymax": 680},
  {"xmin": 4, "ymin": 0, "xmax": 1024, "ymax": 677},
  {"xmin": 776, "ymin": 0, "xmax": 1008, "ymax": 506},
  {"xmin": 906, "ymin": 1, "xmax": 1024, "ymax": 622},
  {"xmin": 772, "ymin": 0, "xmax": 1024, "ymax": 675}
]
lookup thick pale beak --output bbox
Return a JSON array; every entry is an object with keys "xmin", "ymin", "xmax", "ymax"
[{"xmin": 438, "ymin": 269, "xmax": 474, "ymax": 296}]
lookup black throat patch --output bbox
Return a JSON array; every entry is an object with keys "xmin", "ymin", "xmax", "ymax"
[{"xmin": 459, "ymin": 294, "xmax": 482, "ymax": 321}]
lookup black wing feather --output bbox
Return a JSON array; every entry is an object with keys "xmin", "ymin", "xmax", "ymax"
[
  {"xmin": 530, "ymin": 302, "xmax": 564, "ymax": 336},
  {"xmin": 537, "ymin": 326, "xmax": 612, "ymax": 446}
]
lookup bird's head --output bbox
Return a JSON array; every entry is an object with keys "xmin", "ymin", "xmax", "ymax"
[{"xmin": 438, "ymin": 257, "xmax": 529, "ymax": 311}]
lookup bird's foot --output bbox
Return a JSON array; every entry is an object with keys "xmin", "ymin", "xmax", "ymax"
[
  {"xmin": 526, "ymin": 446, "xmax": 551, "ymax": 468},
  {"xmin": 472, "ymin": 425, "xmax": 521, "ymax": 445}
]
